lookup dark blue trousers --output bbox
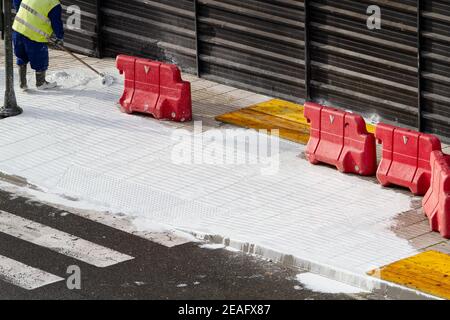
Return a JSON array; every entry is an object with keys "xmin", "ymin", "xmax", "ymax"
[{"xmin": 13, "ymin": 32, "xmax": 49, "ymax": 72}]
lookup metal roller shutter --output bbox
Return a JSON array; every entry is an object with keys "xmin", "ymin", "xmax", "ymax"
[
  {"xmin": 309, "ymin": 0, "xmax": 419, "ymax": 128},
  {"xmin": 422, "ymin": 0, "xmax": 450, "ymax": 138},
  {"xmin": 101, "ymin": 0, "xmax": 197, "ymax": 73},
  {"xmin": 60, "ymin": 0, "xmax": 99, "ymax": 56},
  {"xmin": 196, "ymin": 0, "xmax": 305, "ymax": 102}
]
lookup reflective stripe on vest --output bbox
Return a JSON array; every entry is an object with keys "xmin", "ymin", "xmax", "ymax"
[
  {"xmin": 14, "ymin": 16, "xmax": 52, "ymax": 39},
  {"xmin": 20, "ymin": 2, "xmax": 52, "ymax": 26},
  {"xmin": 13, "ymin": 0, "xmax": 60, "ymax": 43}
]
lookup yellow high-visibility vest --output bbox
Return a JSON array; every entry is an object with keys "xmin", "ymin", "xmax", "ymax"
[{"xmin": 13, "ymin": 0, "xmax": 61, "ymax": 43}]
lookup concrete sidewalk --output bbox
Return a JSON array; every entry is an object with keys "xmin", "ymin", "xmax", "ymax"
[{"xmin": 0, "ymin": 45, "xmax": 448, "ymax": 298}]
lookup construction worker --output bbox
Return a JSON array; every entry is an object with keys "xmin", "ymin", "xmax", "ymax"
[{"xmin": 12, "ymin": 0, "xmax": 64, "ymax": 90}]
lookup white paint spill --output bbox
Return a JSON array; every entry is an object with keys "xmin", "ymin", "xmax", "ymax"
[
  {"xmin": 177, "ymin": 283, "xmax": 188, "ymax": 288},
  {"xmin": 48, "ymin": 70, "xmax": 91, "ymax": 87},
  {"xmin": 48, "ymin": 69, "xmax": 114, "ymax": 89},
  {"xmin": 199, "ymin": 244, "xmax": 226, "ymax": 250},
  {"xmin": 366, "ymin": 113, "xmax": 381, "ymax": 125},
  {"xmin": 225, "ymin": 247, "xmax": 241, "ymax": 253},
  {"xmin": 296, "ymin": 273, "xmax": 367, "ymax": 294},
  {"xmin": 101, "ymin": 74, "xmax": 115, "ymax": 87},
  {"xmin": 52, "ymin": 71, "xmax": 70, "ymax": 79}
]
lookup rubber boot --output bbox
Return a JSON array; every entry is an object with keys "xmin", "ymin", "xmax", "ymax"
[
  {"xmin": 36, "ymin": 71, "xmax": 57, "ymax": 90},
  {"xmin": 19, "ymin": 64, "xmax": 28, "ymax": 91}
]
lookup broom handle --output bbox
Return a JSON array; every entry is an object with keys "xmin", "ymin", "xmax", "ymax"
[{"xmin": 52, "ymin": 40, "xmax": 104, "ymax": 77}]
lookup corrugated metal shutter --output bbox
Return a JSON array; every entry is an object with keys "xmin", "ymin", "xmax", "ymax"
[
  {"xmin": 101, "ymin": 0, "xmax": 197, "ymax": 73},
  {"xmin": 196, "ymin": 0, "xmax": 305, "ymax": 102},
  {"xmin": 422, "ymin": 0, "xmax": 450, "ymax": 138},
  {"xmin": 309, "ymin": 0, "xmax": 419, "ymax": 128},
  {"xmin": 60, "ymin": 0, "xmax": 99, "ymax": 56}
]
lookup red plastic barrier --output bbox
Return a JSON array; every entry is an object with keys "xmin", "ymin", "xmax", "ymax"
[
  {"xmin": 116, "ymin": 55, "xmax": 192, "ymax": 122},
  {"xmin": 116, "ymin": 55, "xmax": 135, "ymax": 112},
  {"xmin": 304, "ymin": 102, "xmax": 377, "ymax": 175},
  {"xmin": 376, "ymin": 123, "xmax": 442, "ymax": 196},
  {"xmin": 422, "ymin": 151, "xmax": 450, "ymax": 238}
]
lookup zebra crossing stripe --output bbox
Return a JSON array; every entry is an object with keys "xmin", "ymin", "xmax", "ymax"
[
  {"xmin": 0, "ymin": 254, "xmax": 63, "ymax": 290},
  {"xmin": 0, "ymin": 211, "xmax": 134, "ymax": 268}
]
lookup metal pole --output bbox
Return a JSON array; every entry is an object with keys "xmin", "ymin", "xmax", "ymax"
[
  {"xmin": 304, "ymin": 0, "xmax": 311, "ymax": 102},
  {"xmin": 0, "ymin": 0, "xmax": 4, "ymax": 40},
  {"xmin": 0, "ymin": 0, "xmax": 22, "ymax": 119},
  {"xmin": 417, "ymin": 0, "xmax": 423, "ymax": 132}
]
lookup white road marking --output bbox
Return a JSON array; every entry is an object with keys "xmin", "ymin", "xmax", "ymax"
[
  {"xmin": 0, "ymin": 254, "xmax": 63, "ymax": 290},
  {"xmin": 0, "ymin": 211, "xmax": 134, "ymax": 267},
  {"xmin": 0, "ymin": 180, "xmax": 194, "ymax": 248},
  {"xmin": 60, "ymin": 208, "xmax": 195, "ymax": 248}
]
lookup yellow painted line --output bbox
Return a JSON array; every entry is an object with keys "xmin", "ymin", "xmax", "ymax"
[
  {"xmin": 215, "ymin": 99, "xmax": 375, "ymax": 145},
  {"xmin": 368, "ymin": 250, "xmax": 450, "ymax": 299}
]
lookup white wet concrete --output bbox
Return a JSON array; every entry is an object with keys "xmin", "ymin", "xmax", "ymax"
[{"xmin": 0, "ymin": 65, "xmax": 419, "ymax": 288}]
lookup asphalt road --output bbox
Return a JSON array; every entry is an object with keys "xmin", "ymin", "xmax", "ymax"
[{"xmin": 0, "ymin": 186, "xmax": 373, "ymax": 300}]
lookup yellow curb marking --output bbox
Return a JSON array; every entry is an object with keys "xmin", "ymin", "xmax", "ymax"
[
  {"xmin": 368, "ymin": 250, "xmax": 450, "ymax": 300},
  {"xmin": 215, "ymin": 99, "xmax": 375, "ymax": 145}
]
